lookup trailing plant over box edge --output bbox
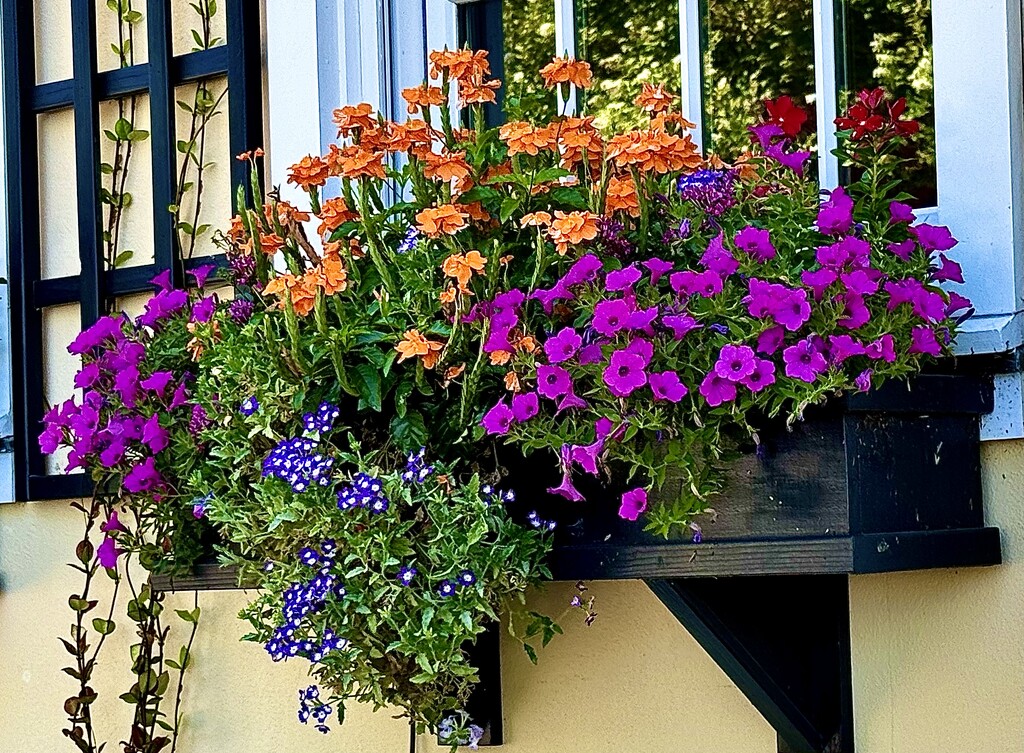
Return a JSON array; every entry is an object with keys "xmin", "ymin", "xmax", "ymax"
[{"xmin": 41, "ymin": 48, "xmax": 969, "ymax": 745}]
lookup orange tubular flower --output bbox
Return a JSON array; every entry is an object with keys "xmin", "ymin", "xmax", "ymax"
[
  {"xmin": 547, "ymin": 210, "xmax": 599, "ymax": 255},
  {"xmin": 540, "ymin": 57, "xmax": 593, "ymax": 89},
  {"xmin": 607, "ymin": 128, "xmax": 702, "ymax": 174},
  {"xmin": 259, "ymin": 233, "xmax": 286, "ymax": 255},
  {"xmin": 441, "ymin": 250, "xmax": 487, "ymax": 288},
  {"xmin": 635, "ymin": 83, "xmax": 675, "ymax": 115},
  {"xmin": 457, "ymin": 202, "xmax": 490, "ymax": 223},
  {"xmin": 326, "ymin": 144, "xmax": 386, "ymax": 180},
  {"xmin": 264, "ymin": 273, "xmax": 316, "ymax": 317},
  {"xmin": 556, "ymin": 116, "xmax": 604, "ymax": 168},
  {"xmin": 499, "ymin": 121, "xmax": 557, "ymax": 156},
  {"xmin": 520, "ymin": 211, "xmax": 552, "ymax": 228},
  {"xmin": 458, "ymin": 78, "xmax": 501, "ymax": 107},
  {"xmin": 227, "ymin": 215, "xmax": 247, "ymax": 243},
  {"xmin": 266, "ymin": 201, "xmax": 311, "ymax": 227},
  {"xmin": 396, "ymin": 329, "xmax": 444, "ymax": 369},
  {"xmin": 429, "ymin": 49, "xmax": 491, "ymax": 82},
  {"xmin": 424, "ymin": 150, "xmax": 473, "ymax": 183},
  {"xmin": 317, "ymin": 197, "xmax": 359, "ymax": 237},
  {"xmin": 415, "ymin": 204, "xmax": 469, "ymax": 237},
  {"xmin": 287, "ymin": 155, "xmax": 330, "ymax": 189},
  {"xmin": 333, "ymin": 103, "xmax": 376, "ymax": 138},
  {"xmin": 401, "ymin": 84, "xmax": 446, "ymax": 114},
  {"xmin": 317, "ymin": 250, "xmax": 349, "ymax": 295},
  {"xmin": 504, "ymin": 371, "xmax": 521, "ymax": 393},
  {"xmin": 605, "ymin": 175, "xmax": 641, "ymax": 217}
]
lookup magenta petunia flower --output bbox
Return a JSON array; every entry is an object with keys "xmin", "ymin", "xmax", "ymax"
[
  {"xmin": 124, "ymin": 456, "xmax": 162, "ymax": 493},
  {"xmin": 481, "ymin": 401, "xmax": 515, "ymax": 435},
  {"xmin": 855, "ymin": 369, "xmax": 874, "ymax": 392},
  {"xmin": 757, "ymin": 325, "xmax": 786, "ymax": 355},
  {"xmin": 748, "ymin": 122, "xmax": 785, "ymax": 148},
  {"xmin": 618, "ymin": 487, "xmax": 648, "ymax": 521},
  {"xmin": 802, "ymin": 268, "xmax": 837, "ymax": 300},
  {"xmin": 549, "ymin": 445, "xmax": 585, "ymax": 501},
  {"xmin": 816, "ymin": 236, "xmax": 871, "ymax": 271},
  {"xmin": 578, "ymin": 343, "xmax": 605, "ymax": 364},
  {"xmin": 150, "ymin": 269, "xmax": 173, "ymax": 292},
  {"xmin": 511, "ymin": 392, "xmax": 539, "ymax": 422},
  {"xmin": 840, "ymin": 268, "xmax": 882, "ymax": 296},
  {"xmin": 101, "ymin": 510, "xmax": 126, "ymax": 533},
  {"xmin": 67, "ymin": 315, "xmax": 126, "ymax": 355},
  {"xmin": 603, "ymin": 350, "xmax": 648, "ymax": 397},
  {"xmin": 699, "ymin": 371, "xmax": 738, "ymax": 407},
  {"xmin": 605, "ymin": 265, "xmax": 642, "ymax": 291},
  {"xmin": 556, "ymin": 389, "xmax": 589, "ymax": 413},
  {"xmin": 931, "ymin": 254, "xmax": 964, "ymax": 284},
  {"xmin": 191, "ymin": 295, "xmax": 217, "ymax": 323},
  {"xmin": 563, "ymin": 253, "xmax": 604, "ymax": 286},
  {"xmin": 671, "ymin": 270, "xmax": 724, "ymax": 298},
  {"xmin": 187, "ymin": 264, "xmax": 218, "ymax": 289},
  {"xmin": 142, "ymin": 414, "xmax": 169, "ymax": 453},
  {"xmin": 838, "ymin": 292, "xmax": 871, "ymax": 330},
  {"xmin": 889, "ymin": 201, "xmax": 915, "ymax": 224},
  {"xmin": 74, "ymin": 363, "xmax": 101, "ymax": 390},
  {"xmin": 700, "ymin": 234, "xmax": 740, "ymax": 277},
  {"xmin": 592, "ymin": 299, "xmax": 631, "ymax": 336},
  {"xmin": 96, "ymin": 536, "xmax": 124, "ymax": 569},
  {"xmin": 828, "ymin": 334, "xmax": 866, "ymax": 365},
  {"xmin": 816, "ymin": 186, "xmax": 854, "ymax": 236},
  {"xmin": 649, "ymin": 371, "xmax": 688, "ymax": 402},
  {"xmin": 911, "ymin": 223, "xmax": 958, "ymax": 252},
  {"xmin": 714, "ymin": 344, "xmax": 757, "ymax": 382},
  {"xmin": 537, "ymin": 365, "xmax": 572, "ymax": 399},
  {"xmin": 643, "ymin": 258, "xmax": 675, "ymax": 284},
  {"xmin": 865, "ymin": 334, "xmax": 897, "ymax": 362},
  {"xmin": 628, "ymin": 306, "xmax": 659, "ymax": 335},
  {"xmin": 169, "ymin": 380, "xmax": 190, "ymax": 411},
  {"xmin": 774, "ymin": 288, "xmax": 812, "ymax": 331},
  {"xmin": 909, "ymin": 326, "xmax": 942, "ymax": 356},
  {"xmin": 766, "ymin": 142, "xmax": 813, "ymax": 175},
  {"xmin": 140, "ymin": 371, "xmax": 175, "ymax": 397},
  {"xmin": 887, "ymin": 240, "xmax": 916, "ymax": 261},
  {"xmin": 946, "ymin": 292, "xmax": 973, "ymax": 316},
  {"xmin": 734, "ymin": 226, "xmax": 776, "ymax": 262},
  {"xmin": 531, "ymin": 282, "xmax": 574, "ymax": 314},
  {"xmin": 783, "ymin": 339, "xmax": 828, "ymax": 383},
  {"xmin": 662, "ymin": 313, "xmax": 702, "ymax": 340},
  {"xmin": 624, "ymin": 338, "xmax": 654, "ymax": 367},
  {"xmin": 741, "ymin": 359, "xmax": 776, "ymax": 392},
  {"xmin": 113, "ymin": 365, "xmax": 142, "ymax": 409},
  {"xmin": 544, "ymin": 327, "xmax": 583, "ymax": 364}
]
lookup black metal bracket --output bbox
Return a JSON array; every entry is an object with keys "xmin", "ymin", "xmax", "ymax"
[{"xmin": 647, "ymin": 575, "xmax": 854, "ymax": 753}]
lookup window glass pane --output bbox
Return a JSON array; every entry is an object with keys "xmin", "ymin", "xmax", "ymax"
[
  {"xmin": 701, "ymin": 0, "xmax": 817, "ymax": 160},
  {"xmin": 576, "ymin": 0, "xmax": 682, "ymax": 132},
  {"xmin": 837, "ymin": 0, "xmax": 936, "ymax": 207},
  {"xmin": 502, "ymin": 0, "xmax": 558, "ymax": 122}
]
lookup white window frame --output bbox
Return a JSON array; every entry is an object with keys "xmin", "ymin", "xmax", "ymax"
[{"xmin": 0, "ymin": 12, "xmax": 14, "ymax": 503}]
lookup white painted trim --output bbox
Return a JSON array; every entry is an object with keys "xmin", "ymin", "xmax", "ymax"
[
  {"xmin": 812, "ymin": 0, "xmax": 839, "ymax": 190},
  {"xmin": 679, "ymin": 0, "xmax": 703, "ymax": 149},
  {"xmin": 981, "ymin": 371, "xmax": 1024, "ymax": 441},
  {"xmin": 264, "ymin": 0, "xmax": 324, "ymax": 203},
  {"xmin": 554, "ymin": 0, "xmax": 577, "ymax": 114}
]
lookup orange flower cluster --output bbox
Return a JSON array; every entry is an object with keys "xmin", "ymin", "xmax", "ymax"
[
  {"xmin": 287, "ymin": 155, "xmax": 330, "ymax": 189},
  {"xmin": 547, "ymin": 210, "xmax": 600, "ymax": 255},
  {"xmin": 423, "ymin": 150, "xmax": 472, "ymax": 183},
  {"xmin": 489, "ymin": 333, "xmax": 539, "ymax": 366},
  {"xmin": 396, "ymin": 329, "xmax": 444, "ymax": 369},
  {"xmin": 269, "ymin": 201, "xmax": 312, "ymax": 226},
  {"xmin": 429, "ymin": 49, "xmax": 491, "ymax": 82},
  {"xmin": 556, "ymin": 116, "xmax": 603, "ymax": 169},
  {"xmin": 415, "ymin": 204, "xmax": 468, "ymax": 237},
  {"xmin": 635, "ymin": 83, "xmax": 675, "ymax": 115},
  {"xmin": 332, "ymin": 103, "xmax": 376, "ymax": 138},
  {"xmin": 499, "ymin": 121, "xmax": 556, "ymax": 157},
  {"xmin": 441, "ymin": 250, "xmax": 487, "ymax": 295},
  {"xmin": 317, "ymin": 197, "xmax": 358, "ymax": 238},
  {"xmin": 401, "ymin": 84, "xmax": 445, "ymax": 114},
  {"xmin": 607, "ymin": 127, "xmax": 702, "ymax": 174},
  {"xmin": 326, "ymin": 144, "xmax": 386, "ymax": 180},
  {"xmin": 540, "ymin": 57, "xmax": 593, "ymax": 89},
  {"xmin": 263, "ymin": 248, "xmax": 350, "ymax": 316},
  {"xmin": 605, "ymin": 175, "xmax": 641, "ymax": 217}
]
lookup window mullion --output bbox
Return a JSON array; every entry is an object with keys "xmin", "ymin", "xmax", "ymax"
[
  {"xmin": 554, "ymin": 0, "xmax": 576, "ymax": 114},
  {"xmin": 813, "ymin": 0, "xmax": 840, "ymax": 190},
  {"xmin": 679, "ymin": 0, "xmax": 703, "ymax": 150}
]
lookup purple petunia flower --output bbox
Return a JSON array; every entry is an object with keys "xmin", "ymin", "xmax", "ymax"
[
  {"xmin": 592, "ymin": 299, "xmax": 631, "ymax": 336},
  {"xmin": 142, "ymin": 413, "xmax": 169, "ymax": 453},
  {"xmin": 191, "ymin": 295, "xmax": 217, "ymax": 323},
  {"xmin": 537, "ymin": 365, "xmax": 572, "ymax": 399},
  {"xmin": 662, "ymin": 314, "xmax": 702, "ymax": 340},
  {"xmin": 531, "ymin": 282, "xmax": 574, "ymax": 314},
  {"xmin": 828, "ymin": 334, "xmax": 866, "ymax": 365},
  {"xmin": 628, "ymin": 306, "xmax": 659, "ymax": 335},
  {"xmin": 783, "ymin": 339, "xmax": 828, "ymax": 383},
  {"xmin": 889, "ymin": 201, "xmax": 915, "ymax": 224},
  {"xmin": 151, "ymin": 269, "xmax": 173, "ymax": 292},
  {"xmin": 802, "ymin": 268, "xmax": 838, "ymax": 300},
  {"xmin": 563, "ymin": 254, "xmax": 605, "ymax": 287},
  {"xmin": 68, "ymin": 315, "xmax": 126, "ymax": 355},
  {"xmin": 649, "ymin": 371, "xmax": 688, "ymax": 402},
  {"xmin": 756, "ymin": 325, "xmax": 786, "ymax": 355},
  {"xmin": 397, "ymin": 566, "xmax": 417, "ymax": 586},
  {"xmin": 511, "ymin": 392, "xmax": 539, "ymax": 422},
  {"xmin": 888, "ymin": 239, "xmax": 916, "ymax": 261},
  {"xmin": 699, "ymin": 234, "xmax": 739, "ymax": 277},
  {"xmin": 556, "ymin": 389, "xmax": 589, "ymax": 413},
  {"xmin": 749, "ymin": 122, "xmax": 785, "ymax": 148},
  {"xmin": 699, "ymin": 372, "xmax": 738, "ymax": 407},
  {"xmin": 865, "ymin": 334, "xmax": 897, "ymax": 363},
  {"xmin": 140, "ymin": 371, "xmax": 174, "ymax": 397},
  {"xmin": 670, "ymin": 270, "xmax": 724, "ymax": 298},
  {"xmin": 578, "ymin": 343, "xmax": 604, "ymax": 364},
  {"xmin": 734, "ymin": 226, "xmax": 776, "ymax": 263},
  {"xmin": 96, "ymin": 536, "xmax": 124, "ymax": 569},
  {"xmin": 187, "ymin": 264, "xmax": 218, "ymax": 289},
  {"xmin": 618, "ymin": 488, "xmax": 648, "ymax": 522},
  {"xmin": 544, "ymin": 327, "xmax": 583, "ymax": 364},
  {"xmin": 766, "ymin": 143, "xmax": 812, "ymax": 175},
  {"xmin": 911, "ymin": 223, "xmax": 958, "ymax": 252},
  {"xmin": 855, "ymin": 369, "xmax": 874, "ymax": 392},
  {"xmin": 909, "ymin": 326, "xmax": 942, "ymax": 356},
  {"xmin": 481, "ymin": 401, "xmax": 515, "ymax": 435},
  {"xmin": 605, "ymin": 265, "xmax": 642, "ymax": 291},
  {"xmin": 714, "ymin": 344, "xmax": 757, "ymax": 382},
  {"xmin": 643, "ymin": 258, "xmax": 675, "ymax": 284},
  {"xmin": 124, "ymin": 456, "xmax": 162, "ymax": 493},
  {"xmin": 816, "ymin": 186, "xmax": 854, "ymax": 236},
  {"xmin": 603, "ymin": 350, "xmax": 648, "ymax": 397},
  {"xmin": 741, "ymin": 359, "xmax": 777, "ymax": 392},
  {"xmin": 931, "ymin": 254, "xmax": 964, "ymax": 284},
  {"xmin": 192, "ymin": 499, "xmax": 208, "ymax": 519}
]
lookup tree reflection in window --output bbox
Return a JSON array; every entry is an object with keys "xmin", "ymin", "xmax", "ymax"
[
  {"xmin": 576, "ymin": 0, "xmax": 683, "ymax": 132},
  {"xmin": 701, "ymin": 0, "xmax": 817, "ymax": 162},
  {"xmin": 502, "ymin": 0, "xmax": 558, "ymax": 122},
  {"xmin": 838, "ymin": 0, "xmax": 936, "ymax": 207}
]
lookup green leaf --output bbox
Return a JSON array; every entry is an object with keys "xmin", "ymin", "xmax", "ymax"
[
  {"xmin": 128, "ymin": 129, "xmax": 150, "ymax": 142},
  {"xmin": 499, "ymin": 197, "xmax": 520, "ymax": 224},
  {"xmin": 351, "ymin": 364, "xmax": 382, "ymax": 412},
  {"xmin": 114, "ymin": 118, "xmax": 132, "ymax": 140},
  {"xmin": 123, "ymin": 9, "xmax": 143, "ymax": 22},
  {"xmin": 91, "ymin": 618, "xmax": 115, "ymax": 635},
  {"xmin": 113, "ymin": 250, "xmax": 134, "ymax": 267},
  {"xmin": 390, "ymin": 411, "xmax": 428, "ymax": 452},
  {"xmin": 534, "ymin": 166, "xmax": 573, "ymax": 183}
]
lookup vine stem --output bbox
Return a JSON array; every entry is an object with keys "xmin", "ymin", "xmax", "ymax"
[{"xmin": 169, "ymin": 592, "xmax": 200, "ymax": 753}]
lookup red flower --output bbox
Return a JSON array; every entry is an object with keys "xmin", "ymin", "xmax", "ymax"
[
  {"xmin": 834, "ymin": 87, "xmax": 919, "ymax": 142},
  {"xmin": 764, "ymin": 95, "xmax": 808, "ymax": 138}
]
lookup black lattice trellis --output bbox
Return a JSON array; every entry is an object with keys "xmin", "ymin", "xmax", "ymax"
[{"xmin": 3, "ymin": 0, "xmax": 264, "ymax": 500}]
